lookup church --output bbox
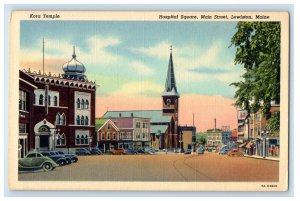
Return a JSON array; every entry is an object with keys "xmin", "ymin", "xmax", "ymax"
[
  {"xmin": 18, "ymin": 47, "xmax": 97, "ymax": 157},
  {"xmin": 102, "ymin": 48, "xmax": 181, "ymax": 150}
]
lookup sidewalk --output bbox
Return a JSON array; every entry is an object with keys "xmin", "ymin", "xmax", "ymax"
[{"xmin": 244, "ymin": 154, "xmax": 279, "ymax": 161}]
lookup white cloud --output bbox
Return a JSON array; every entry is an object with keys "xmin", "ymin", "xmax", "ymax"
[
  {"xmin": 129, "ymin": 41, "xmax": 171, "ymax": 59},
  {"xmin": 129, "ymin": 61, "xmax": 154, "ymax": 75}
]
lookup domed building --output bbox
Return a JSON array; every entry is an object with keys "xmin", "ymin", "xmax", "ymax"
[
  {"xmin": 62, "ymin": 46, "xmax": 87, "ymax": 81},
  {"xmin": 18, "ymin": 46, "xmax": 97, "ymax": 156}
]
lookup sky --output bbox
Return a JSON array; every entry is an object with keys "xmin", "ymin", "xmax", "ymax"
[{"xmin": 20, "ymin": 20, "xmax": 244, "ymax": 131}]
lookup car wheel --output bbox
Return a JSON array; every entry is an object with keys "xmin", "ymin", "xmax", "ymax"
[
  {"xmin": 43, "ymin": 162, "xmax": 53, "ymax": 171},
  {"xmin": 73, "ymin": 158, "xmax": 78, "ymax": 163},
  {"xmin": 58, "ymin": 160, "xmax": 66, "ymax": 166}
]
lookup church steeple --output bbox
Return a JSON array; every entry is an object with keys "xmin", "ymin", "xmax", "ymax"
[{"xmin": 163, "ymin": 45, "xmax": 179, "ymax": 97}]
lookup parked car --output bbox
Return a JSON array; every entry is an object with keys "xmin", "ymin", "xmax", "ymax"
[
  {"xmin": 136, "ymin": 149, "xmax": 146, "ymax": 154},
  {"xmin": 207, "ymin": 147, "xmax": 213, "ymax": 152},
  {"xmin": 39, "ymin": 151, "xmax": 69, "ymax": 166},
  {"xmin": 57, "ymin": 151, "xmax": 79, "ymax": 163},
  {"xmin": 148, "ymin": 149, "xmax": 157, "ymax": 155},
  {"xmin": 184, "ymin": 149, "xmax": 192, "ymax": 154},
  {"xmin": 197, "ymin": 147, "xmax": 205, "ymax": 154},
  {"xmin": 90, "ymin": 148, "xmax": 103, "ymax": 155},
  {"xmin": 227, "ymin": 149, "xmax": 244, "ymax": 157},
  {"xmin": 219, "ymin": 149, "xmax": 229, "ymax": 155},
  {"xmin": 51, "ymin": 151, "xmax": 72, "ymax": 164},
  {"xmin": 75, "ymin": 148, "xmax": 91, "ymax": 155},
  {"xmin": 125, "ymin": 149, "xmax": 138, "ymax": 155},
  {"xmin": 112, "ymin": 148, "xmax": 126, "ymax": 155},
  {"xmin": 19, "ymin": 152, "xmax": 58, "ymax": 171}
]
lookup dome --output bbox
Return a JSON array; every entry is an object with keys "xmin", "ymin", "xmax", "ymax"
[{"xmin": 62, "ymin": 46, "xmax": 86, "ymax": 74}]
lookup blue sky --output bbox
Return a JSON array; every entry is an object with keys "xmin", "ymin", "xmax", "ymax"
[{"xmin": 20, "ymin": 20, "xmax": 243, "ymax": 98}]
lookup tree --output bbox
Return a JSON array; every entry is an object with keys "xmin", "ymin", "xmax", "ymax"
[
  {"xmin": 230, "ymin": 22, "xmax": 280, "ymax": 115},
  {"xmin": 267, "ymin": 112, "xmax": 280, "ymax": 135},
  {"xmin": 196, "ymin": 133, "xmax": 207, "ymax": 146}
]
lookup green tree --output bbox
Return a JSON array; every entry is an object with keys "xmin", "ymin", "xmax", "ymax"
[
  {"xmin": 267, "ymin": 112, "xmax": 280, "ymax": 135},
  {"xmin": 196, "ymin": 133, "xmax": 207, "ymax": 146},
  {"xmin": 230, "ymin": 22, "xmax": 280, "ymax": 115}
]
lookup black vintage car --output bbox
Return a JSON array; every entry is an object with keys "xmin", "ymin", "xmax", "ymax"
[
  {"xmin": 57, "ymin": 151, "xmax": 78, "ymax": 163},
  {"xmin": 39, "ymin": 151, "xmax": 69, "ymax": 166}
]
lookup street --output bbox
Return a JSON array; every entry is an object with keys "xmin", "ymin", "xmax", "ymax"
[{"xmin": 18, "ymin": 152, "xmax": 279, "ymax": 182}]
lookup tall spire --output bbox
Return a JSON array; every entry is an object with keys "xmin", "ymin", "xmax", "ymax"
[{"xmin": 162, "ymin": 45, "xmax": 179, "ymax": 97}]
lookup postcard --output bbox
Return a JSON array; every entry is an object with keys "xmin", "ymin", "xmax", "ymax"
[{"xmin": 8, "ymin": 11, "xmax": 289, "ymax": 191}]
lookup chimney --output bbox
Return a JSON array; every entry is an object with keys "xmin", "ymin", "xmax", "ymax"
[{"xmin": 214, "ymin": 118, "xmax": 216, "ymax": 131}]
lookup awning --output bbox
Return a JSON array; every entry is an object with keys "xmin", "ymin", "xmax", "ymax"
[{"xmin": 239, "ymin": 142, "xmax": 246, "ymax": 148}]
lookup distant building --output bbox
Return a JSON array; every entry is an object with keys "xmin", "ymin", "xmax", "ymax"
[
  {"xmin": 179, "ymin": 126, "xmax": 196, "ymax": 151},
  {"xmin": 18, "ymin": 47, "xmax": 97, "ymax": 156},
  {"xmin": 95, "ymin": 116, "xmax": 151, "ymax": 151}
]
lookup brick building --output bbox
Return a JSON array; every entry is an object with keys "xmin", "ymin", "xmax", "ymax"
[
  {"xmin": 18, "ymin": 47, "xmax": 96, "ymax": 156},
  {"xmin": 95, "ymin": 117, "xmax": 151, "ymax": 151}
]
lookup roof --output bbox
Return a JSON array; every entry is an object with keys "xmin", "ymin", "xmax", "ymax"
[
  {"xmin": 162, "ymin": 52, "xmax": 179, "ymax": 97},
  {"xmin": 95, "ymin": 118, "xmax": 107, "ymax": 131},
  {"xmin": 103, "ymin": 110, "xmax": 172, "ymax": 123},
  {"xmin": 150, "ymin": 125, "xmax": 168, "ymax": 135}
]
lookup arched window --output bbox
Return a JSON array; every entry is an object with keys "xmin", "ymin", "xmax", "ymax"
[
  {"xmin": 54, "ymin": 96, "xmax": 58, "ymax": 106},
  {"xmin": 84, "ymin": 135, "xmax": 88, "ymax": 144},
  {"xmin": 39, "ymin": 94, "xmax": 44, "ymax": 105},
  {"xmin": 76, "ymin": 115, "xmax": 80, "ymax": 125},
  {"xmin": 85, "ymin": 100, "xmax": 89, "ymax": 109},
  {"xmin": 107, "ymin": 132, "xmax": 110, "ymax": 140},
  {"xmin": 48, "ymin": 95, "xmax": 51, "ymax": 106},
  {"xmin": 81, "ymin": 99, "xmax": 84, "ymax": 109},
  {"xmin": 81, "ymin": 115, "xmax": 84, "ymax": 125},
  {"xmin": 56, "ymin": 113, "xmax": 60, "ymax": 125},
  {"xmin": 113, "ymin": 132, "xmax": 116, "ymax": 140},
  {"xmin": 77, "ymin": 98, "xmax": 80, "ymax": 108},
  {"xmin": 76, "ymin": 135, "xmax": 80, "ymax": 145},
  {"xmin": 80, "ymin": 135, "xmax": 85, "ymax": 144},
  {"xmin": 60, "ymin": 114, "xmax": 66, "ymax": 125},
  {"xmin": 101, "ymin": 132, "xmax": 105, "ymax": 140},
  {"xmin": 85, "ymin": 116, "xmax": 89, "ymax": 125}
]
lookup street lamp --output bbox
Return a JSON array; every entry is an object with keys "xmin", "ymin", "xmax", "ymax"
[{"xmin": 261, "ymin": 129, "xmax": 270, "ymax": 158}]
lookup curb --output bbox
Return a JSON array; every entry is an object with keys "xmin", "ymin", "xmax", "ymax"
[{"xmin": 244, "ymin": 155, "xmax": 279, "ymax": 162}]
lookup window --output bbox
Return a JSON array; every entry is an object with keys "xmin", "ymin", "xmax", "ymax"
[
  {"xmin": 39, "ymin": 94, "xmax": 44, "ymax": 105},
  {"xmin": 142, "ymin": 132, "xmax": 145, "ymax": 138},
  {"xmin": 76, "ymin": 115, "xmax": 80, "ymax": 125},
  {"xmin": 27, "ymin": 153, "xmax": 36, "ymax": 158},
  {"xmin": 76, "ymin": 135, "xmax": 80, "ymax": 145},
  {"xmin": 19, "ymin": 123, "xmax": 26, "ymax": 133},
  {"xmin": 113, "ymin": 132, "xmax": 116, "ymax": 140},
  {"xmin": 80, "ymin": 135, "xmax": 85, "ymax": 144},
  {"xmin": 33, "ymin": 94, "xmax": 36, "ymax": 105},
  {"xmin": 107, "ymin": 123, "xmax": 110, "ymax": 130},
  {"xmin": 136, "ymin": 121, "xmax": 141, "ymax": 128},
  {"xmin": 77, "ymin": 98, "xmax": 80, "ymax": 108},
  {"xmin": 56, "ymin": 113, "xmax": 60, "ymax": 125},
  {"xmin": 19, "ymin": 90, "xmax": 26, "ymax": 111},
  {"xmin": 81, "ymin": 99, "xmax": 84, "ymax": 109},
  {"xmin": 85, "ymin": 100, "xmax": 89, "ymax": 109},
  {"xmin": 54, "ymin": 96, "xmax": 58, "ymax": 106},
  {"xmin": 85, "ymin": 116, "xmax": 89, "ymax": 125},
  {"xmin": 60, "ymin": 114, "xmax": 66, "ymax": 125},
  {"xmin": 57, "ymin": 133, "xmax": 66, "ymax": 146},
  {"xmin": 101, "ymin": 132, "xmax": 105, "ymax": 140},
  {"xmin": 81, "ymin": 116, "xmax": 84, "ymax": 125},
  {"xmin": 84, "ymin": 135, "xmax": 88, "ymax": 144},
  {"xmin": 107, "ymin": 132, "xmax": 110, "ymax": 140},
  {"xmin": 48, "ymin": 95, "xmax": 51, "ymax": 106}
]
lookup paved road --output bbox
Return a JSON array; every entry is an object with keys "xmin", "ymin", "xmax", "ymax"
[{"xmin": 18, "ymin": 152, "xmax": 279, "ymax": 182}]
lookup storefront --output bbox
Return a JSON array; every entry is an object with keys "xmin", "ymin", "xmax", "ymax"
[{"xmin": 255, "ymin": 137, "xmax": 280, "ymax": 158}]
